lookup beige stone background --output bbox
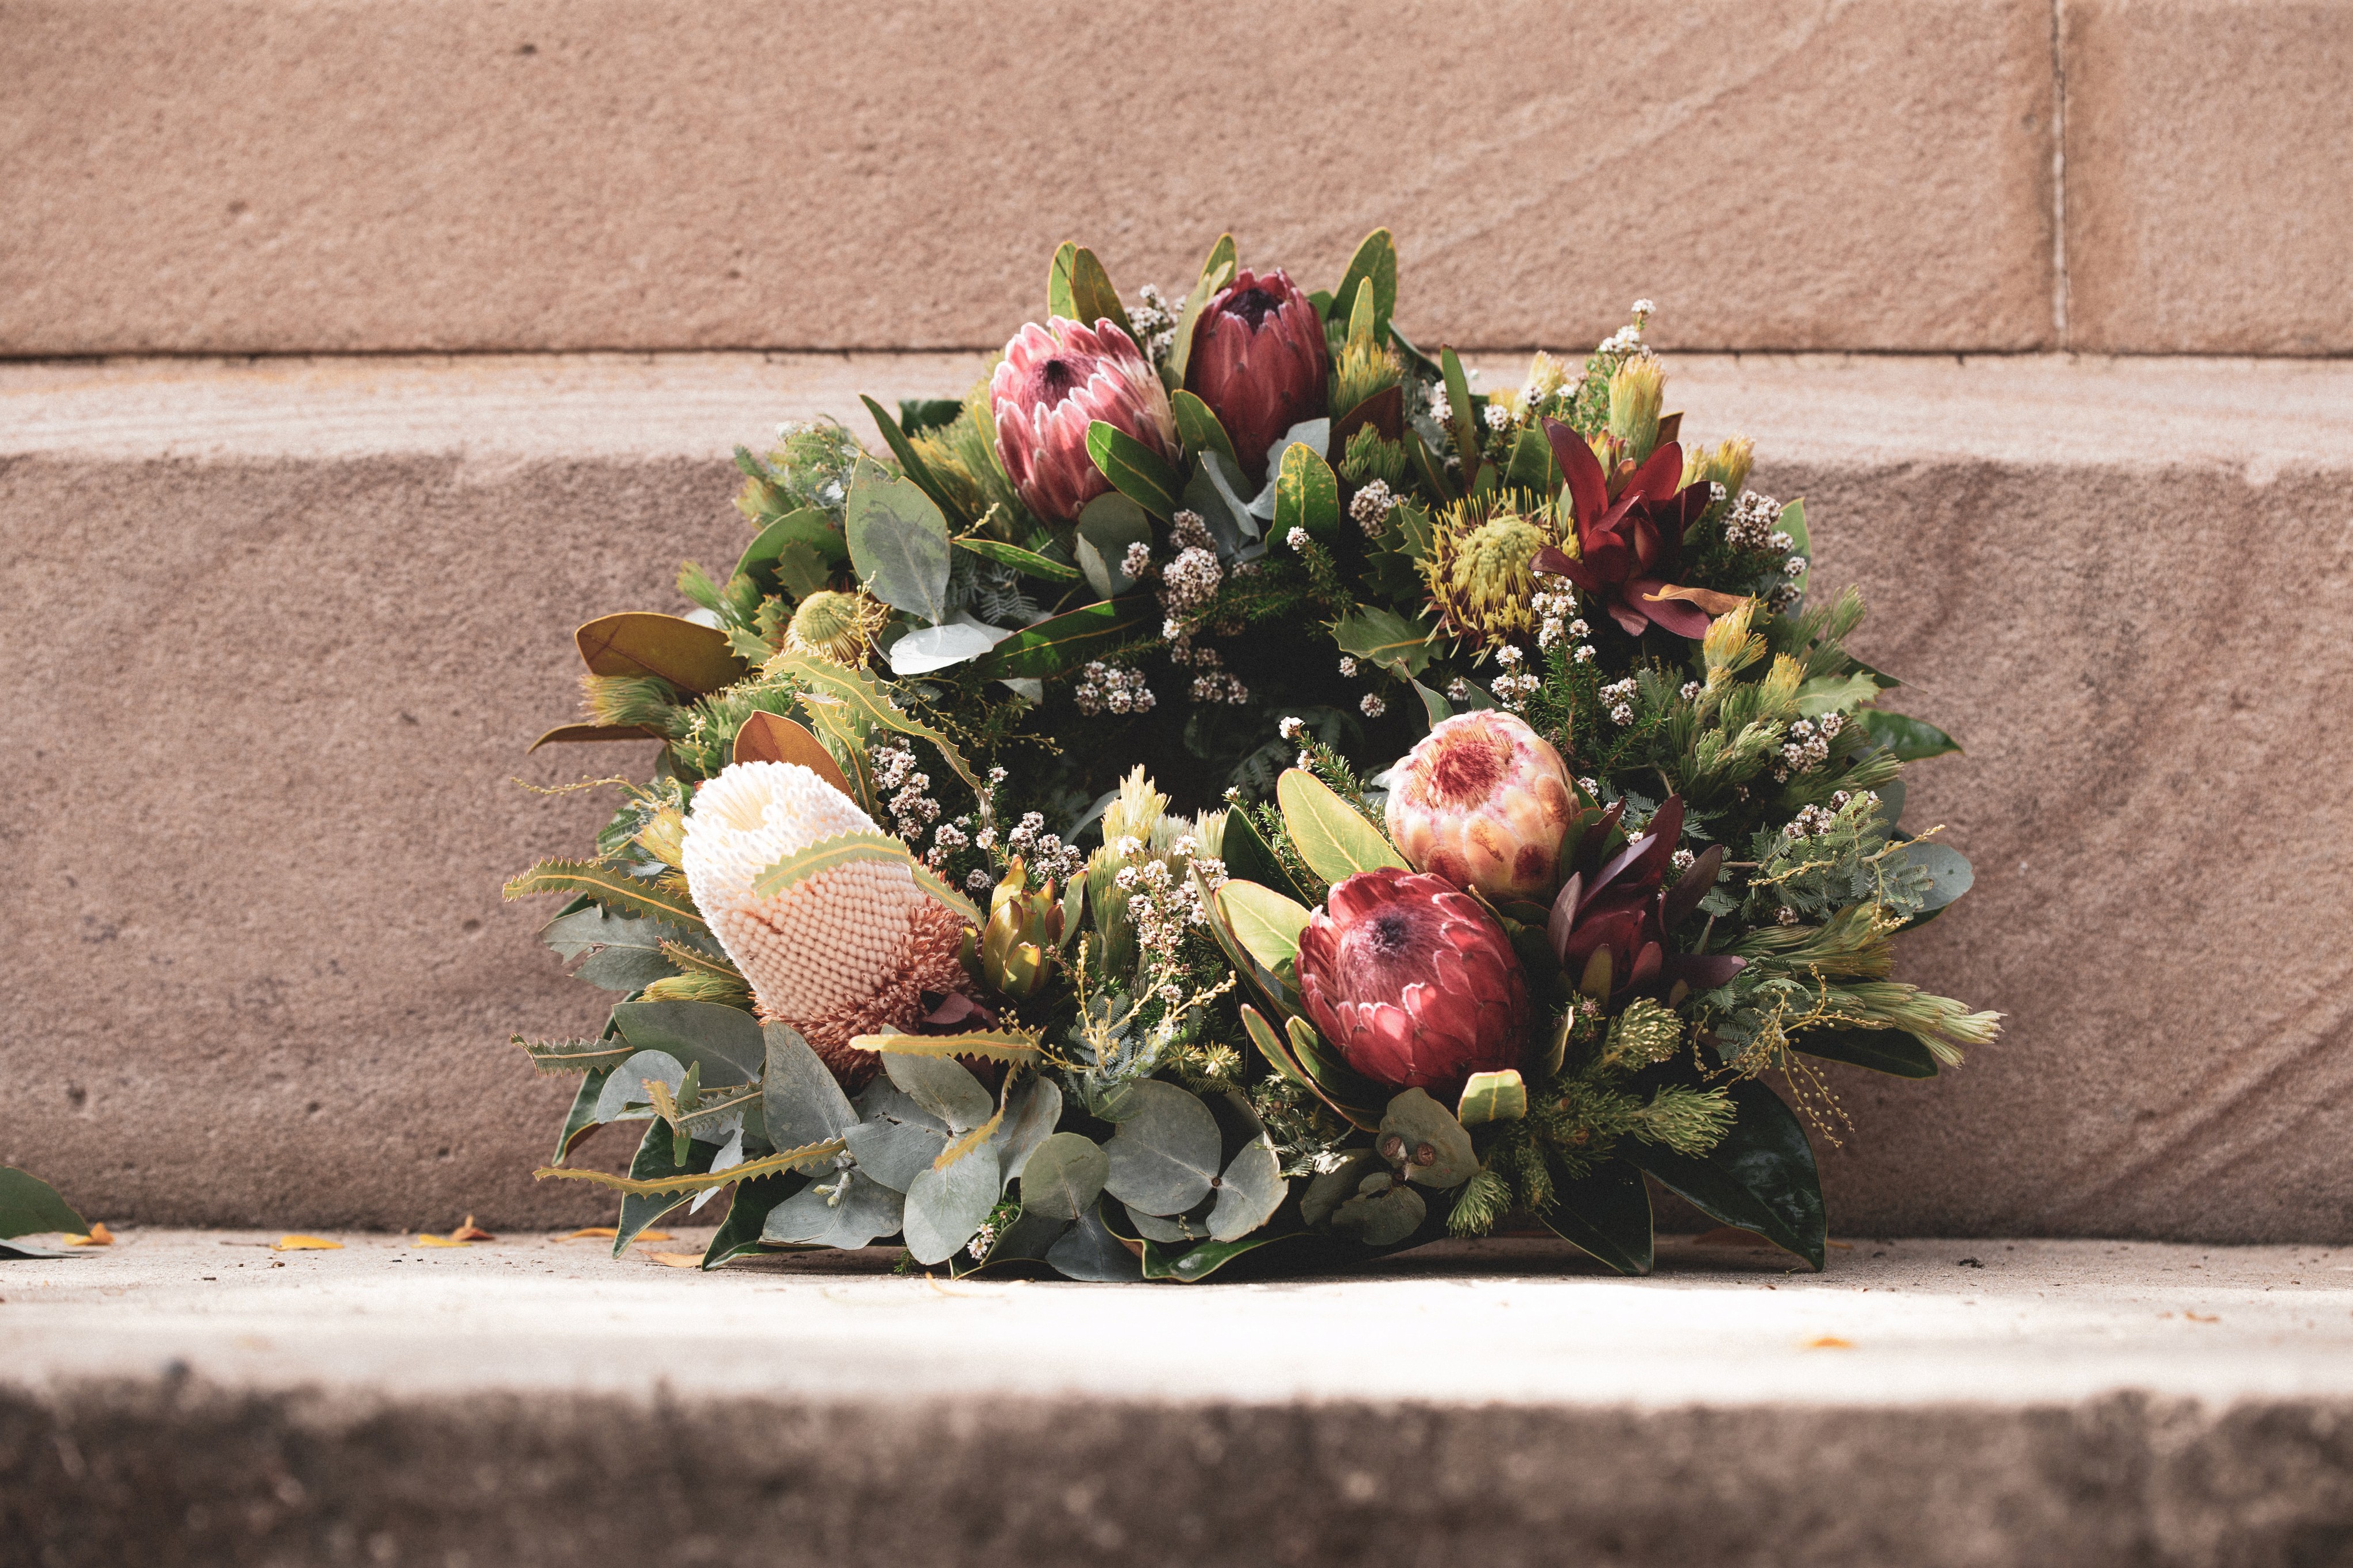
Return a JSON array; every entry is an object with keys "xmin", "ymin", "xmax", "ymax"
[{"xmin": 2, "ymin": 0, "xmax": 2350, "ymax": 1239}]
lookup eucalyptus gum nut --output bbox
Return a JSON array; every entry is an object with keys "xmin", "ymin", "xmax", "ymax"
[{"xmin": 1379, "ymin": 1088, "xmax": 1478, "ymax": 1188}]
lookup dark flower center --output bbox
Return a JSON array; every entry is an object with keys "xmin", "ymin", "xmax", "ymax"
[
  {"xmin": 1023, "ymin": 353, "xmax": 1095, "ymax": 411},
  {"xmin": 1366, "ymin": 910, "xmax": 1415, "ymax": 956},
  {"xmin": 1221, "ymin": 287, "xmax": 1282, "ymax": 330}
]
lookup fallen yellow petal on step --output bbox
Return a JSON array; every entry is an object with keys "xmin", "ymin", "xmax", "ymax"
[
  {"xmin": 271, "ymin": 1235, "xmax": 342, "ymax": 1251},
  {"xmin": 61, "ymin": 1222, "xmax": 115, "ymax": 1246},
  {"xmin": 555, "ymin": 1227, "xmax": 674, "ymax": 1242},
  {"xmin": 412, "ymin": 1234, "xmax": 470, "ymax": 1248},
  {"xmin": 1804, "ymin": 1335, "xmax": 1856, "ymax": 1350},
  {"xmin": 645, "ymin": 1252, "xmax": 704, "ymax": 1268}
]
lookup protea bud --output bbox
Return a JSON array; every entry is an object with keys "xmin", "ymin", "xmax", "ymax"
[
  {"xmin": 680, "ymin": 760, "xmax": 970, "ymax": 1090},
  {"xmin": 991, "ymin": 316, "xmax": 1177, "ymax": 527},
  {"xmin": 1185, "ymin": 267, "xmax": 1328, "ymax": 483},
  {"xmin": 1295, "ymin": 868, "xmax": 1529, "ymax": 1094},
  {"xmin": 971, "ymin": 858, "xmax": 1063, "ymax": 999},
  {"xmin": 1385, "ymin": 711, "xmax": 1577, "ymax": 903}
]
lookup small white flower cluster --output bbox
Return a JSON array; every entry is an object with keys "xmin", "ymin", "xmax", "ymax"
[
  {"xmin": 1005, "ymin": 810, "xmax": 1083, "ymax": 885},
  {"xmin": 1775, "ymin": 712, "xmax": 1845, "ymax": 778},
  {"xmin": 1278, "ymin": 715, "xmax": 1307, "ymax": 741},
  {"xmin": 966, "ymin": 1222, "xmax": 998, "ymax": 1261},
  {"xmin": 1781, "ymin": 554, "xmax": 1810, "ymax": 578},
  {"xmin": 1190, "ymin": 669, "xmax": 1248, "ymax": 705},
  {"xmin": 1349, "ymin": 479, "xmax": 1396, "ymax": 538},
  {"xmin": 1286, "ymin": 526, "xmax": 1311, "ymax": 553},
  {"xmin": 1153, "ymin": 512, "xmax": 1248, "ymax": 706},
  {"xmin": 1075, "ymin": 661, "xmax": 1156, "ymax": 716},
  {"xmin": 1445, "ymin": 677, "xmax": 1472, "ymax": 702},
  {"xmin": 1598, "ymin": 299, "xmax": 1658, "ymax": 357},
  {"xmin": 1427, "ymin": 387, "xmax": 1453, "ymax": 427},
  {"xmin": 873, "ymin": 744, "xmax": 940, "ymax": 843},
  {"xmin": 1489, "ymin": 644, "xmax": 1541, "ymax": 710},
  {"xmin": 1482, "ymin": 401, "xmax": 1511, "ymax": 431},
  {"xmin": 1160, "ymin": 544, "xmax": 1221, "ymax": 615},
  {"xmin": 1113, "ymin": 833, "xmax": 1227, "ymax": 970},
  {"xmin": 1532, "ymin": 580, "xmax": 1580, "ymax": 651},
  {"xmin": 1722, "ymin": 491, "xmax": 1783, "ymax": 553},
  {"xmin": 1122, "ymin": 539, "xmax": 1154, "ymax": 584},
  {"xmin": 1669, "ymin": 847, "xmax": 1696, "ymax": 874},
  {"xmin": 1360, "ymin": 693, "xmax": 1387, "ymax": 719},
  {"xmin": 1127, "ymin": 283, "xmax": 1181, "ymax": 366},
  {"xmin": 1600, "ymin": 676, "xmax": 1640, "ymax": 725},
  {"xmin": 1680, "ymin": 681, "xmax": 1702, "ymax": 702},
  {"xmin": 1784, "ymin": 802, "xmax": 1841, "ymax": 839},
  {"xmin": 928, "ymin": 817, "xmax": 971, "ymax": 870}
]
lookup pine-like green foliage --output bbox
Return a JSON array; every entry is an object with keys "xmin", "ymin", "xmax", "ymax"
[
  {"xmin": 1339, "ymin": 425, "xmax": 1410, "ymax": 488},
  {"xmin": 580, "ymin": 674, "xmax": 692, "ymax": 739}
]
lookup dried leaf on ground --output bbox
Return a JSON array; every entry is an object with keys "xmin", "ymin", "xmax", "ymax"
[
  {"xmin": 61, "ymin": 1222, "xmax": 115, "ymax": 1247},
  {"xmin": 412, "ymin": 1234, "xmax": 470, "ymax": 1248},
  {"xmin": 1804, "ymin": 1335, "xmax": 1856, "ymax": 1349},
  {"xmin": 271, "ymin": 1235, "xmax": 343, "ymax": 1252},
  {"xmin": 448, "ymin": 1215, "xmax": 496, "ymax": 1242},
  {"xmin": 645, "ymin": 1252, "xmax": 704, "ymax": 1269}
]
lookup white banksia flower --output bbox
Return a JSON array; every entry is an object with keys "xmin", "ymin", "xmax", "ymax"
[{"xmin": 682, "ymin": 762, "xmax": 968, "ymax": 1088}]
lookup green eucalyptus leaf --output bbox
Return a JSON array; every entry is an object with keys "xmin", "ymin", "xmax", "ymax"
[
  {"xmin": 1208, "ymin": 1136, "xmax": 1286, "ymax": 1241},
  {"xmin": 845, "ymin": 470, "xmax": 952, "ymax": 623},
  {"xmin": 1302, "ymin": 1151, "xmax": 1383, "ymax": 1228},
  {"xmin": 763, "ymin": 1023, "xmax": 858, "ymax": 1151},
  {"xmin": 860, "ymin": 395, "xmax": 971, "ymax": 531},
  {"xmin": 884, "ymin": 1052, "xmax": 995, "ymax": 1133},
  {"xmin": 735, "ymin": 506, "xmax": 844, "ymax": 586},
  {"xmin": 539, "ymin": 906, "xmax": 692, "ymax": 994},
  {"xmin": 1046, "ymin": 1199, "xmax": 1144, "ymax": 1282},
  {"xmin": 763, "ymin": 1168, "xmax": 903, "ymax": 1249},
  {"xmin": 1020, "ymin": 1131, "xmax": 1110, "ymax": 1222},
  {"xmin": 1379, "ymin": 1088, "xmax": 1478, "ymax": 1188},
  {"xmin": 1896, "ymin": 841, "xmax": 1974, "ymax": 913},
  {"xmin": 1331, "ymin": 1174, "xmax": 1425, "ymax": 1246},
  {"xmin": 904, "ymin": 1146, "xmax": 1002, "ymax": 1265},
  {"xmin": 840, "ymin": 1118, "xmax": 946, "ymax": 1193},
  {"xmin": 1074, "ymin": 491, "xmax": 1154, "ymax": 598},
  {"xmin": 1101, "ymin": 1080, "xmax": 1222, "ymax": 1216}
]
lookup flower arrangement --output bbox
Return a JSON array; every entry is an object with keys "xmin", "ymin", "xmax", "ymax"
[{"xmin": 504, "ymin": 230, "xmax": 1996, "ymax": 1280}]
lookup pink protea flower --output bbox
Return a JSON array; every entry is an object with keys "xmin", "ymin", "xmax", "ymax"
[
  {"xmin": 991, "ymin": 316, "xmax": 1177, "ymax": 528},
  {"xmin": 1295, "ymin": 868, "xmax": 1530, "ymax": 1094},
  {"xmin": 1185, "ymin": 267, "xmax": 1329, "ymax": 483},
  {"xmin": 1386, "ymin": 711, "xmax": 1577, "ymax": 903},
  {"xmin": 681, "ymin": 760, "xmax": 970, "ymax": 1091}
]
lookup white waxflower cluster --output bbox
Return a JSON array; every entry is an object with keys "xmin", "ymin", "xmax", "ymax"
[
  {"xmin": 1781, "ymin": 555, "xmax": 1810, "ymax": 578},
  {"xmin": 1445, "ymin": 677, "xmax": 1471, "ymax": 702},
  {"xmin": 872, "ymin": 744, "xmax": 940, "ymax": 843},
  {"xmin": 1285, "ymin": 526, "xmax": 1310, "ymax": 552},
  {"xmin": 1349, "ymin": 479, "xmax": 1396, "ymax": 537},
  {"xmin": 1532, "ymin": 579, "xmax": 1580, "ymax": 650},
  {"xmin": 1784, "ymin": 803, "xmax": 1840, "ymax": 839},
  {"xmin": 1075, "ymin": 661, "xmax": 1156, "ymax": 716},
  {"xmin": 1776, "ymin": 712, "xmax": 1844, "ymax": 777},
  {"xmin": 1113, "ymin": 832, "xmax": 1226, "ymax": 973},
  {"xmin": 1482, "ymin": 402, "xmax": 1511, "ymax": 431},
  {"xmin": 1127, "ymin": 283, "xmax": 1181, "ymax": 366},
  {"xmin": 1426, "ymin": 387, "xmax": 1452, "ymax": 427},
  {"xmin": 1338, "ymin": 656, "xmax": 1359, "ymax": 677},
  {"xmin": 1122, "ymin": 540, "xmax": 1154, "ymax": 583},
  {"xmin": 1160, "ymin": 545, "xmax": 1221, "ymax": 615},
  {"xmin": 1004, "ymin": 810, "xmax": 1083, "ymax": 885},
  {"xmin": 1670, "ymin": 848, "xmax": 1696, "ymax": 874},
  {"xmin": 1278, "ymin": 715, "xmax": 1306, "ymax": 741},
  {"xmin": 1680, "ymin": 681, "xmax": 1703, "ymax": 702},
  {"xmin": 1359, "ymin": 693, "xmax": 1387, "ymax": 719},
  {"xmin": 1189, "ymin": 670, "xmax": 1248, "ymax": 705},
  {"xmin": 1600, "ymin": 675, "xmax": 1639, "ymax": 725},
  {"xmin": 1488, "ymin": 644, "xmax": 1541, "ymax": 710},
  {"xmin": 1722, "ymin": 491, "xmax": 1784, "ymax": 553}
]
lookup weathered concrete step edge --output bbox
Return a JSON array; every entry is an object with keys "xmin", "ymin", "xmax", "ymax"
[{"xmin": 7, "ymin": 1381, "xmax": 2353, "ymax": 1568}]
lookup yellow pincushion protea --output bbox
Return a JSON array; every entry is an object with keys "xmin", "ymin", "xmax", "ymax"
[
  {"xmin": 780, "ymin": 589, "xmax": 889, "ymax": 667},
  {"xmin": 680, "ymin": 760, "xmax": 967, "ymax": 1088},
  {"xmin": 1420, "ymin": 491, "xmax": 1553, "ymax": 648}
]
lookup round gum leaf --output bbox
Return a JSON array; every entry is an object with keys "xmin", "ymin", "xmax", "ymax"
[{"xmin": 1378, "ymin": 1088, "xmax": 1479, "ymax": 1188}]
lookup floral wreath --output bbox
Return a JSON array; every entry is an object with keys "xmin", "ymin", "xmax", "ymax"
[{"xmin": 505, "ymin": 229, "xmax": 1997, "ymax": 1281}]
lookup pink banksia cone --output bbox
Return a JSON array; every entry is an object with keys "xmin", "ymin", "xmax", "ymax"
[
  {"xmin": 1185, "ymin": 267, "xmax": 1328, "ymax": 484},
  {"xmin": 992, "ymin": 316, "xmax": 1177, "ymax": 527},
  {"xmin": 1385, "ymin": 711, "xmax": 1577, "ymax": 903},
  {"xmin": 1295, "ymin": 868, "xmax": 1530, "ymax": 1095},
  {"xmin": 681, "ymin": 760, "xmax": 969, "ymax": 1091}
]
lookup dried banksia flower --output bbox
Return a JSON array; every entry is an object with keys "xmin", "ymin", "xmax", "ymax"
[
  {"xmin": 680, "ymin": 760, "xmax": 970, "ymax": 1089},
  {"xmin": 580, "ymin": 673, "xmax": 687, "ymax": 736},
  {"xmin": 780, "ymin": 589, "xmax": 889, "ymax": 667}
]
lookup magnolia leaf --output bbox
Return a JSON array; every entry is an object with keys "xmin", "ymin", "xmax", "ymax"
[
  {"xmin": 903, "ymin": 1146, "xmax": 1002, "ymax": 1265},
  {"xmin": 1056, "ymin": 245, "xmax": 1136, "ymax": 344},
  {"xmin": 1208, "ymin": 1136, "xmax": 1286, "ymax": 1242},
  {"xmin": 1074, "ymin": 491, "xmax": 1155, "ymax": 598},
  {"xmin": 1101, "ymin": 1080, "xmax": 1223, "ymax": 1216},
  {"xmin": 970, "ymin": 598, "xmax": 1156, "ymax": 681},
  {"xmin": 1218, "ymin": 880, "xmax": 1311, "ymax": 974},
  {"xmin": 767, "ymin": 652, "xmax": 980, "ymax": 793},
  {"xmin": 845, "ymin": 470, "xmax": 951, "ymax": 623},
  {"xmin": 888, "ymin": 616, "xmax": 1013, "ymax": 677},
  {"xmin": 731, "ymin": 710, "xmax": 857, "ymax": 798},
  {"xmin": 1276, "ymin": 768, "xmax": 1407, "ymax": 886},
  {"xmin": 1791, "ymin": 1026, "xmax": 1941, "ymax": 1079},
  {"xmin": 1021, "ymin": 1131, "xmax": 1110, "ymax": 1222},
  {"xmin": 1857, "ymin": 709, "xmax": 1962, "ymax": 761},
  {"xmin": 575, "ymin": 612, "xmax": 745, "ymax": 694},
  {"xmin": 1240, "ymin": 1005, "xmax": 1314, "ymax": 1091},
  {"xmin": 1538, "ymin": 1158, "xmax": 1654, "ymax": 1277},
  {"xmin": 1086, "ymin": 422, "xmax": 1182, "ymax": 519},
  {"xmin": 1332, "ymin": 605, "xmax": 1434, "ymax": 677},
  {"xmin": 527, "ymin": 723, "xmax": 658, "ymax": 751},
  {"xmin": 1796, "ymin": 671, "xmax": 1881, "ymax": 718},
  {"xmin": 1457, "ymin": 1069, "xmax": 1528, "ymax": 1127},
  {"xmin": 0, "ymin": 1167, "xmax": 86, "ymax": 1241},
  {"xmin": 1625, "ymin": 1074, "xmax": 1825, "ymax": 1270},
  {"xmin": 502, "ymin": 860, "xmax": 703, "ymax": 929}
]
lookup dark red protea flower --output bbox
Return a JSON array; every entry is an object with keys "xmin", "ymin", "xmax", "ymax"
[
  {"xmin": 1296, "ymin": 867, "xmax": 1529, "ymax": 1094},
  {"xmin": 1185, "ymin": 267, "xmax": 1329, "ymax": 484},
  {"xmin": 1532, "ymin": 418, "xmax": 1746, "ymax": 639},
  {"xmin": 992, "ymin": 316, "xmax": 1178, "ymax": 527},
  {"xmin": 1548, "ymin": 795, "xmax": 1745, "ymax": 1003}
]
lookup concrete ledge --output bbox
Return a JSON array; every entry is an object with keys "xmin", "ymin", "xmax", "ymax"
[
  {"xmin": 2, "ymin": 353, "xmax": 2349, "ymax": 1240},
  {"xmin": 6, "ymin": 1233, "xmax": 2353, "ymax": 1566}
]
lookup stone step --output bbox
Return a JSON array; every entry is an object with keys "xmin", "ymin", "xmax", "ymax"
[
  {"xmin": 5, "ymin": 1, "xmax": 2350, "ymax": 356},
  {"xmin": 6, "ymin": 1230, "xmax": 2352, "ymax": 1566},
  {"xmin": 2, "ymin": 352, "xmax": 2348, "ymax": 1243}
]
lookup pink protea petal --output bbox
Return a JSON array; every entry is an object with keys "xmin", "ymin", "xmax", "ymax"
[
  {"xmin": 1385, "ymin": 712, "xmax": 1576, "ymax": 902},
  {"xmin": 990, "ymin": 315, "xmax": 1175, "ymax": 527}
]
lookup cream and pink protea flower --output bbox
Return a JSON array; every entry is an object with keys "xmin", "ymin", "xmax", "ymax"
[
  {"xmin": 1185, "ymin": 267, "xmax": 1328, "ymax": 483},
  {"xmin": 991, "ymin": 316, "xmax": 1177, "ymax": 527},
  {"xmin": 680, "ymin": 760, "xmax": 969, "ymax": 1090},
  {"xmin": 1385, "ymin": 710, "xmax": 1577, "ymax": 903},
  {"xmin": 1295, "ymin": 868, "xmax": 1530, "ymax": 1095}
]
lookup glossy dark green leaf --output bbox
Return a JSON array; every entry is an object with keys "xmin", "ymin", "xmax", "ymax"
[
  {"xmin": 1538, "ymin": 1158, "xmax": 1653, "ymax": 1276},
  {"xmin": 1858, "ymin": 710, "xmax": 1961, "ymax": 761},
  {"xmin": 969, "ymin": 598, "xmax": 1155, "ymax": 681},
  {"xmin": 0, "ymin": 1166, "xmax": 86, "ymax": 1241},
  {"xmin": 1330, "ymin": 227, "xmax": 1398, "ymax": 339},
  {"xmin": 1086, "ymin": 422, "xmax": 1183, "ymax": 519},
  {"xmin": 951, "ymin": 534, "xmax": 1079, "ymax": 581},
  {"xmin": 1143, "ymin": 1230, "xmax": 1297, "ymax": 1283},
  {"xmin": 1624, "ymin": 1076, "xmax": 1825, "ymax": 1270},
  {"xmin": 897, "ymin": 397, "xmax": 963, "ymax": 434},
  {"xmin": 554, "ymin": 1065, "xmax": 615, "ymax": 1163},
  {"xmin": 1792, "ymin": 1026, "xmax": 1940, "ymax": 1079},
  {"xmin": 1218, "ymin": 809, "xmax": 1317, "ymax": 906},
  {"xmin": 700, "ymin": 1169, "xmax": 808, "ymax": 1269}
]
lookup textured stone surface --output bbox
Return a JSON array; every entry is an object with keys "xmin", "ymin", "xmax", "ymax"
[
  {"xmin": 3, "ymin": 352, "xmax": 2350, "ymax": 1239},
  {"xmin": 2065, "ymin": 0, "xmax": 2353, "ymax": 354},
  {"xmin": 6, "ymin": 1234, "xmax": 2353, "ymax": 1566},
  {"xmin": 0, "ymin": 0, "xmax": 2057, "ymax": 355}
]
